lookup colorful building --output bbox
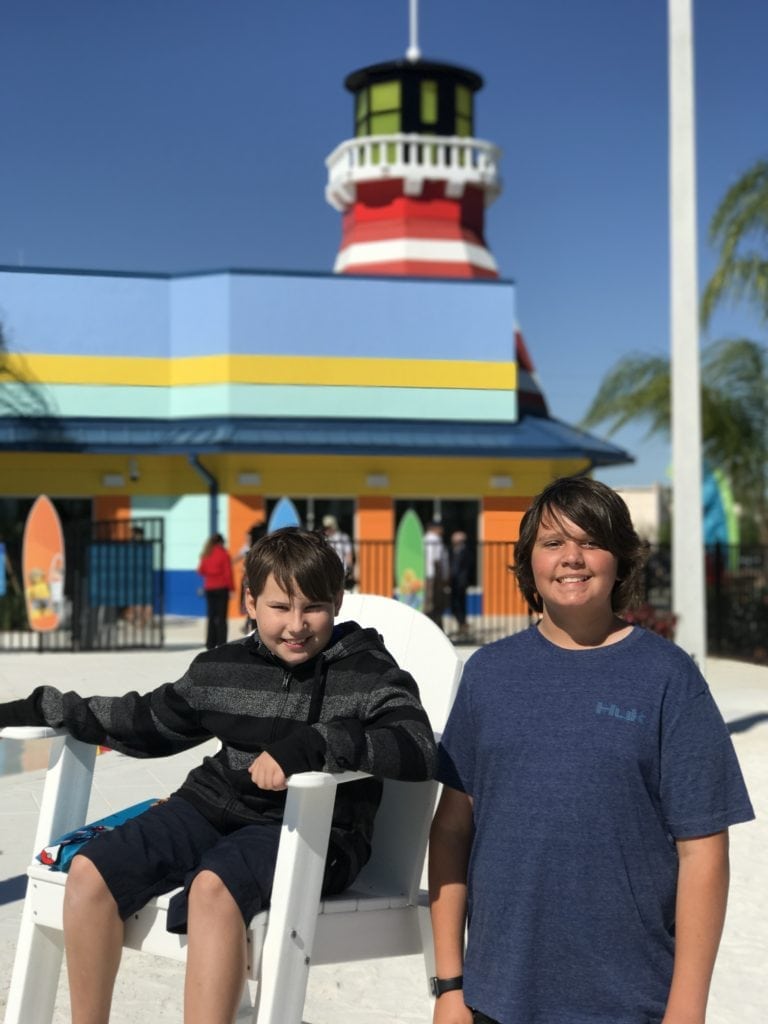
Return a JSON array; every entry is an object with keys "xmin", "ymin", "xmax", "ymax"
[{"xmin": 0, "ymin": 48, "xmax": 630, "ymax": 620}]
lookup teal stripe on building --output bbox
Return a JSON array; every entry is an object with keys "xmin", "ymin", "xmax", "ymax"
[{"xmin": 21, "ymin": 383, "xmax": 518, "ymax": 422}]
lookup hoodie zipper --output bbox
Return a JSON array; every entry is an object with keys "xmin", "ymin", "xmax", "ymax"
[{"xmin": 269, "ymin": 669, "xmax": 292, "ymax": 742}]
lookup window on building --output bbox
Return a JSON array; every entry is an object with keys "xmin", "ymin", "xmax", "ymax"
[
  {"xmin": 264, "ymin": 498, "xmax": 355, "ymax": 539},
  {"xmin": 455, "ymin": 84, "xmax": 473, "ymax": 136},
  {"xmin": 394, "ymin": 499, "xmax": 479, "ymax": 586},
  {"xmin": 354, "ymin": 88, "xmax": 369, "ymax": 134},
  {"xmin": 355, "ymin": 80, "xmax": 402, "ymax": 136},
  {"xmin": 420, "ymin": 80, "xmax": 438, "ymax": 125}
]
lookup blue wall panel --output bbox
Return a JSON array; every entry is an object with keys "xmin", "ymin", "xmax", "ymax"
[
  {"xmin": 0, "ymin": 268, "xmax": 517, "ymax": 366},
  {"xmin": 0, "ymin": 269, "xmax": 169, "ymax": 356},
  {"xmin": 165, "ymin": 568, "xmax": 206, "ymax": 617}
]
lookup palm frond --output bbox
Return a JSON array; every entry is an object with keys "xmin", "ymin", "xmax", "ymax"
[
  {"xmin": 709, "ymin": 160, "xmax": 768, "ymax": 248},
  {"xmin": 701, "ymin": 254, "xmax": 768, "ymax": 325},
  {"xmin": 582, "ymin": 337, "xmax": 768, "ymax": 521},
  {"xmin": 702, "ymin": 158, "xmax": 768, "ymax": 326},
  {"xmin": 580, "ymin": 354, "xmax": 670, "ymax": 438}
]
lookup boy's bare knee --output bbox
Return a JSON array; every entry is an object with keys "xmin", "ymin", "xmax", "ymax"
[
  {"xmin": 65, "ymin": 855, "xmax": 114, "ymax": 909},
  {"xmin": 188, "ymin": 869, "xmax": 236, "ymax": 914}
]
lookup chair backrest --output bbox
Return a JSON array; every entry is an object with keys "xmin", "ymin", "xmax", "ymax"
[
  {"xmin": 334, "ymin": 594, "xmax": 462, "ymax": 898},
  {"xmin": 337, "ymin": 592, "xmax": 460, "ymax": 734}
]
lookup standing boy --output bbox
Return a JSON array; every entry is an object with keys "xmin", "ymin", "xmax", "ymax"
[
  {"xmin": 0, "ymin": 527, "xmax": 437, "ymax": 1024},
  {"xmin": 429, "ymin": 476, "xmax": 754, "ymax": 1024}
]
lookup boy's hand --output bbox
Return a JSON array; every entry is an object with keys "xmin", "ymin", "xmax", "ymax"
[
  {"xmin": 249, "ymin": 751, "xmax": 288, "ymax": 790},
  {"xmin": 433, "ymin": 990, "xmax": 472, "ymax": 1024}
]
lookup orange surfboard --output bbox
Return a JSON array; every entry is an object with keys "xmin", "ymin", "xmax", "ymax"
[{"xmin": 22, "ymin": 495, "xmax": 65, "ymax": 632}]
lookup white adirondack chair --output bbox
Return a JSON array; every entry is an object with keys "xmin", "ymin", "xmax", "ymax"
[{"xmin": 1, "ymin": 593, "xmax": 462, "ymax": 1023}]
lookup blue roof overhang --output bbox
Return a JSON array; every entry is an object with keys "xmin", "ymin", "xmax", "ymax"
[{"xmin": 0, "ymin": 415, "xmax": 632, "ymax": 469}]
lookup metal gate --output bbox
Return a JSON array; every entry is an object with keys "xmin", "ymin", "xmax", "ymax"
[{"xmin": 0, "ymin": 517, "xmax": 165, "ymax": 652}]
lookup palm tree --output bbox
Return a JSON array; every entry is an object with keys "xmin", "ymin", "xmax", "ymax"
[
  {"xmin": 582, "ymin": 157, "xmax": 768, "ymax": 541},
  {"xmin": 701, "ymin": 159, "xmax": 768, "ymax": 327},
  {"xmin": 580, "ymin": 338, "xmax": 768, "ymax": 541}
]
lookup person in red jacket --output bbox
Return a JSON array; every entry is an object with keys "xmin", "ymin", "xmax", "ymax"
[{"xmin": 197, "ymin": 533, "xmax": 234, "ymax": 648}]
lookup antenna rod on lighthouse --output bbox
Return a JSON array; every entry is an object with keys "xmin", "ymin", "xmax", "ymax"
[{"xmin": 406, "ymin": 0, "xmax": 421, "ymax": 62}]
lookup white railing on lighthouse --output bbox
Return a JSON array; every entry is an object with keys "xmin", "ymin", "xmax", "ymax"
[{"xmin": 325, "ymin": 133, "xmax": 502, "ymax": 211}]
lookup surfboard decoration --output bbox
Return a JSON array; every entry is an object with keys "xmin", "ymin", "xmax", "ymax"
[
  {"xmin": 395, "ymin": 509, "xmax": 425, "ymax": 611},
  {"xmin": 22, "ymin": 495, "xmax": 65, "ymax": 632},
  {"xmin": 267, "ymin": 497, "xmax": 302, "ymax": 533}
]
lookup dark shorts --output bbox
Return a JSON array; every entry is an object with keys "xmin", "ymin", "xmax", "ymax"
[
  {"xmin": 473, "ymin": 1013, "xmax": 500, "ymax": 1024},
  {"xmin": 77, "ymin": 794, "xmax": 281, "ymax": 934}
]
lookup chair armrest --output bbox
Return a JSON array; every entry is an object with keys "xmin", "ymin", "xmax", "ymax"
[
  {"xmin": 2, "ymin": 729, "xmax": 99, "ymax": 858},
  {"xmin": 285, "ymin": 769, "xmax": 370, "ymax": 790},
  {"xmin": 254, "ymin": 768, "xmax": 373, "ymax": 1016},
  {"xmin": 0, "ymin": 726, "xmax": 69, "ymax": 740}
]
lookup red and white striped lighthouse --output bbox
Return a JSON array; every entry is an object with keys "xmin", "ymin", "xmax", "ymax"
[
  {"xmin": 325, "ymin": 56, "xmax": 501, "ymax": 279},
  {"xmin": 325, "ymin": 41, "xmax": 549, "ymax": 415}
]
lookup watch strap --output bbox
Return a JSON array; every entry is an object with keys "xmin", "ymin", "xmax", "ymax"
[{"xmin": 430, "ymin": 974, "xmax": 464, "ymax": 998}]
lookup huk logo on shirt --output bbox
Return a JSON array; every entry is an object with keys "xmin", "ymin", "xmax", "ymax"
[{"xmin": 595, "ymin": 701, "xmax": 646, "ymax": 724}]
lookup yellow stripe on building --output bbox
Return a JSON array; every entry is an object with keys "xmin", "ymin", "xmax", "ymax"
[{"xmin": 8, "ymin": 353, "xmax": 517, "ymax": 391}]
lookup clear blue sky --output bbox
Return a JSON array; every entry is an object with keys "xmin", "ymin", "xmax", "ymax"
[{"xmin": 1, "ymin": 1, "xmax": 766, "ymax": 487}]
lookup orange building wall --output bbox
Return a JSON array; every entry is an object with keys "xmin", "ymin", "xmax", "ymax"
[
  {"xmin": 228, "ymin": 495, "xmax": 267, "ymax": 618},
  {"xmin": 355, "ymin": 496, "xmax": 394, "ymax": 596},
  {"xmin": 92, "ymin": 496, "xmax": 132, "ymax": 538},
  {"xmin": 482, "ymin": 496, "xmax": 532, "ymax": 616},
  {"xmin": 93, "ymin": 496, "xmax": 132, "ymax": 523}
]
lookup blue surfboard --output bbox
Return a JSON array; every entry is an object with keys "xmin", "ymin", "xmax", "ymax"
[{"xmin": 267, "ymin": 497, "xmax": 301, "ymax": 533}]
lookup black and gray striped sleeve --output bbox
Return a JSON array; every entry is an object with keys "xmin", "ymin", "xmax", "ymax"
[{"xmin": 0, "ymin": 675, "xmax": 209, "ymax": 757}]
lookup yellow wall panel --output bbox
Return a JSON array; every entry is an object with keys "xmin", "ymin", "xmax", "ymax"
[
  {"xmin": 0, "ymin": 452, "xmax": 589, "ymax": 501},
  {"xmin": 11, "ymin": 353, "xmax": 516, "ymax": 391}
]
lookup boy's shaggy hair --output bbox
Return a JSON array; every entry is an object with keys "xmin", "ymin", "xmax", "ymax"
[
  {"xmin": 244, "ymin": 527, "xmax": 345, "ymax": 602},
  {"xmin": 513, "ymin": 476, "xmax": 649, "ymax": 614}
]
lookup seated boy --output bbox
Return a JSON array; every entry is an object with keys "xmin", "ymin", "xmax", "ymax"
[{"xmin": 0, "ymin": 527, "xmax": 437, "ymax": 1024}]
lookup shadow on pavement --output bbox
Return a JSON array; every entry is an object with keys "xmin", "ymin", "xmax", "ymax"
[
  {"xmin": 0, "ymin": 875, "xmax": 27, "ymax": 907},
  {"xmin": 727, "ymin": 712, "xmax": 768, "ymax": 735}
]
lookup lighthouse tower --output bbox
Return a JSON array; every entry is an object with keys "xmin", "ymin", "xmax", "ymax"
[
  {"xmin": 325, "ymin": 55, "xmax": 501, "ymax": 278},
  {"xmin": 325, "ymin": 34, "xmax": 549, "ymax": 415}
]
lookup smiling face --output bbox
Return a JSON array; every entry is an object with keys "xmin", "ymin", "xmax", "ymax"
[
  {"xmin": 246, "ymin": 573, "xmax": 342, "ymax": 666},
  {"xmin": 531, "ymin": 512, "xmax": 619, "ymax": 620}
]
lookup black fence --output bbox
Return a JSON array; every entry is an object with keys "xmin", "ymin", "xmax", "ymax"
[
  {"xmin": 3, "ymin": 532, "xmax": 766, "ymax": 662},
  {"xmin": 352, "ymin": 540, "xmax": 768, "ymax": 662},
  {"xmin": 705, "ymin": 545, "xmax": 768, "ymax": 663},
  {"xmin": 0, "ymin": 517, "xmax": 165, "ymax": 652}
]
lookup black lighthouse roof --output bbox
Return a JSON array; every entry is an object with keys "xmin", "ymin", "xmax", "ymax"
[{"xmin": 344, "ymin": 58, "xmax": 483, "ymax": 94}]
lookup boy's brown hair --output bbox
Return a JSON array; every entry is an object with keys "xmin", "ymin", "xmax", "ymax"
[
  {"xmin": 244, "ymin": 527, "xmax": 345, "ymax": 602},
  {"xmin": 513, "ymin": 476, "xmax": 649, "ymax": 614}
]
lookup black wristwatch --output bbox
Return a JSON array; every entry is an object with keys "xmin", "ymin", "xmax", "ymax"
[{"xmin": 430, "ymin": 975, "xmax": 464, "ymax": 998}]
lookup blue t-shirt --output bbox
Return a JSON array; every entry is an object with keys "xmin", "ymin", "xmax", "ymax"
[{"xmin": 437, "ymin": 626, "xmax": 754, "ymax": 1024}]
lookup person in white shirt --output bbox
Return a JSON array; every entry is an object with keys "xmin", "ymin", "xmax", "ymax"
[
  {"xmin": 424, "ymin": 521, "xmax": 449, "ymax": 630},
  {"xmin": 322, "ymin": 515, "xmax": 355, "ymax": 589}
]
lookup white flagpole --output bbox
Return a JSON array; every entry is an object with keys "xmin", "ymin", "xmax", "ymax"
[
  {"xmin": 668, "ymin": 0, "xmax": 707, "ymax": 668},
  {"xmin": 406, "ymin": 0, "xmax": 421, "ymax": 62}
]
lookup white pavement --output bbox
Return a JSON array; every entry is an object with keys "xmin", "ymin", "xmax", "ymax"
[{"xmin": 0, "ymin": 619, "xmax": 765, "ymax": 1023}]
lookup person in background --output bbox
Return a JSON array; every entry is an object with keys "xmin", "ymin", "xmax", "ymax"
[
  {"xmin": 429, "ymin": 476, "xmax": 754, "ymax": 1024},
  {"xmin": 424, "ymin": 521, "xmax": 449, "ymax": 630},
  {"xmin": 448, "ymin": 531, "xmax": 472, "ymax": 641},
  {"xmin": 197, "ymin": 533, "xmax": 234, "ymax": 649},
  {"xmin": 322, "ymin": 515, "xmax": 355, "ymax": 589}
]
